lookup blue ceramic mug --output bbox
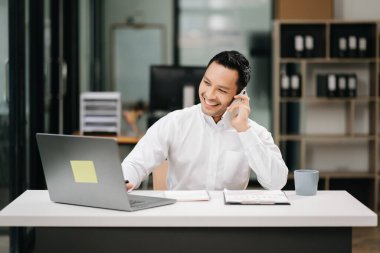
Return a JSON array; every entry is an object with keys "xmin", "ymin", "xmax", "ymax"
[{"xmin": 294, "ymin": 170, "xmax": 319, "ymax": 196}]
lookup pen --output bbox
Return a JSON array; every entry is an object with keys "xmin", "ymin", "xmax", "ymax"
[{"xmin": 241, "ymin": 200, "xmax": 275, "ymax": 205}]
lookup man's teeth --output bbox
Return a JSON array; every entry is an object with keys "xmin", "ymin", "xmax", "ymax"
[{"xmin": 205, "ymin": 99, "xmax": 218, "ymax": 106}]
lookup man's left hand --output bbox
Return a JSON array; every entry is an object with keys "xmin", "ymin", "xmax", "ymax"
[{"xmin": 227, "ymin": 94, "xmax": 251, "ymax": 132}]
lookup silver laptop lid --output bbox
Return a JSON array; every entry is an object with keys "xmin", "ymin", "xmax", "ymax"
[{"xmin": 36, "ymin": 133, "xmax": 132, "ymax": 211}]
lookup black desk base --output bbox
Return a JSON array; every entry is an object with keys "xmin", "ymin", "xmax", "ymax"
[{"xmin": 36, "ymin": 227, "xmax": 351, "ymax": 253}]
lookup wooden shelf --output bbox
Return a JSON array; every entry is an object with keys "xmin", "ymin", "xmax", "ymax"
[
  {"xmin": 280, "ymin": 97, "xmax": 377, "ymax": 103},
  {"xmin": 288, "ymin": 171, "xmax": 375, "ymax": 179},
  {"xmin": 279, "ymin": 134, "xmax": 376, "ymax": 141},
  {"xmin": 277, "ymin": 19, "xmax": 379, "ymax": 24},
  {"xmin": 280, "ymin": 58, "xmax": 326, "ymax": 63},
  {"xmin": 73, "ymin": 132, "xmax": 139, "ymax": 145},
  {"xmin": 280, "ymin": 58, "xmax": 377, "ymax": 64},
  {"xmin": 115, "ymin": 136, "xmax": 140, "ymax": 145},
  {"xmin": 273, "ymin": 20, "xmax": 380, "ymax": 211},
  {"xmin": 322, "ymin": 172, "xmax": 375, "ymax": 179}
]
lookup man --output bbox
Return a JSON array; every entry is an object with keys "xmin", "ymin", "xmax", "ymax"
[{"xmin": 122, "ymin": 50, "xmax": 288, "ymax": 191}]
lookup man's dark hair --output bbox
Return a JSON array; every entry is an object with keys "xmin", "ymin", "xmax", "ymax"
[{"xmin": 207, "ymin": 50, "xmax": 251, "ymax": 93}]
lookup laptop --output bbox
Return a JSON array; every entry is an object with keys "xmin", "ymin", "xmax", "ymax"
[{"xmin": 36, "ymin": 133, "xmax": 176, "ymax": 211}]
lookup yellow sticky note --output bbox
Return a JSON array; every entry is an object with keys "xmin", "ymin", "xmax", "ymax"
[{"xmin": 70, "ymin": 160, "xmax": 98, "ymax": 183}]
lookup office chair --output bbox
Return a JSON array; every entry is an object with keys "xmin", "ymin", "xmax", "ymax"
[{"xmin": 152, "ymin": 160, "xmax": 168, "ymax": 190}]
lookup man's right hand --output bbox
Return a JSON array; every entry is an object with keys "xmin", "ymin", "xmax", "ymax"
[{"xmin": 125, "ymin": 181, "xmax": 134, "ymax": 192}]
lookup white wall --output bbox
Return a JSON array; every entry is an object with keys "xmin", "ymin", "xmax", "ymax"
[
  {"xmin": 104, "ymin": 0, "xmax": 174, "ymax": 89},
  {"xmin": 335, "ymin": 0, "xmax": 380, "ymax": 19}
]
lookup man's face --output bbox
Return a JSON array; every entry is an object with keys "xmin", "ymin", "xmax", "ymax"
[{"xmin": 199, "ymin": 61, "xmax": 239, "ymax": 121}]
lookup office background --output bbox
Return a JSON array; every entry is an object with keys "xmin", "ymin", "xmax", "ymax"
[{"xmin": 1, "ymin": 0, "xmax": 380, "ymax": 252}]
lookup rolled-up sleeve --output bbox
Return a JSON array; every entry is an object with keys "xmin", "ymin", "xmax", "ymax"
[
  {"xmin": 238, "ymin": 123, "xmax": 288, "ymax": 190},
  {"xmin": 121, "ymin": 116, "xmax": 172, "ymax": 189}
]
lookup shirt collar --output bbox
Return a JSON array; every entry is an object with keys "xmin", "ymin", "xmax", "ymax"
[{"xmin": 197, "ymin": 104, "xmax": 234, "ymax": 131}]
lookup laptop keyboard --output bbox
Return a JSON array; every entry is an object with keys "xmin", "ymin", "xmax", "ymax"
[
  {"xmin": 129, "ymin": 199, "xmax": 146, "ymax": 206},
  {"xmin": 129, "ymin": 196, "xmax": 166, "ymax": 209},
  {"xmin": 127, "ymin": 193, "xmax": 174, "ymax": 209}
]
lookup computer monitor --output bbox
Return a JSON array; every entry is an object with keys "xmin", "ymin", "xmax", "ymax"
[{"xmin": 150, "ymin": 65, "xmax": 206, "ymax": 112}]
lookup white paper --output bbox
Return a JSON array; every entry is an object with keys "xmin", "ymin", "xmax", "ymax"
[{"xmin": 164, "ymin": 190, "xmax": 210, "ymax": 202}]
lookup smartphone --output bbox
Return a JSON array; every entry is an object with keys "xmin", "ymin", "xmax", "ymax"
[{"xmin": 223, "ymin": 88, "xmax": 247, "ymax": 122}]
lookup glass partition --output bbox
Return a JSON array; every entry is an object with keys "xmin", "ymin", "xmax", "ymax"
[{"xmin": 178, "ymin": 0, "xmax": 273, "ymax": 129}]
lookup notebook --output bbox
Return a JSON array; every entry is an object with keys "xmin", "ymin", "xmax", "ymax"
[
  {"xmin": 36, "ymin": 133, "xmax": 176, "ymax": 212},
  {"xmin": 223, "ymin": 189, "xmax": 290, "ymax": 205}
]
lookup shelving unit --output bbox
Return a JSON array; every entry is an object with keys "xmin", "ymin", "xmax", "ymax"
[
  {"xmin": 80, "ymin": 92, "xmax": 122, "ymax": 135},
  {"xmin": 273, "ymin": 20, "xmax": 379, "ymax": 212}
]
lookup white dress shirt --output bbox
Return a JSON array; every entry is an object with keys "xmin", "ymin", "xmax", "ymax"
[{"xmin": 122, "ymin": 104, "xmax": 288, "ymax": 190}]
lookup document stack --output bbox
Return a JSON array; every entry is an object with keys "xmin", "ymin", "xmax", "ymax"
[{"xmin": 80, "ymin": 92, "xmax": 121, "ymax": 135}]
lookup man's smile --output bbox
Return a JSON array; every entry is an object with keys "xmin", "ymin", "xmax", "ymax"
[{"xmin": 202, "ymin": 96, "xmax": 220, "ymax": 107}]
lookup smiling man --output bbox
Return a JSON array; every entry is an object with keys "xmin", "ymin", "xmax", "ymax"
[{"xmin": 122, "ymin": 50, "xmax": 288, "ymax": 191}]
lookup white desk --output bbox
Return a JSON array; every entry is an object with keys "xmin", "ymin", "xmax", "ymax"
[{"xmin": 0, "ymin": 190, "xmax": 377, "ymax": 253}]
